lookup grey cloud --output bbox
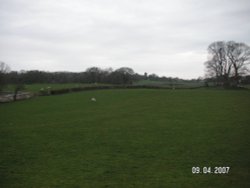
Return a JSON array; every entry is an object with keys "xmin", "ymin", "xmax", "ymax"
[{"xmin": 0, "ymin": 0, "xmax": 249, "ymax": 78}]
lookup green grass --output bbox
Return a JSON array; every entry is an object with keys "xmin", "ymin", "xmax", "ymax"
[
  {"xmin": 0, "ymin": 89, "xmax": 250, "ymax": 187},
  {"xmin": 133, "ymin": 79, "xmax": 204, "ymax": 88}
]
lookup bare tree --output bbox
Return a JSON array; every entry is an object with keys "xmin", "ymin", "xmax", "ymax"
[
  {"xmin": 205, "ymin": 41, "xmax": 250, "ymax": 87},
  {"xmin": 114, "ymin": 67, "xmax": 135, "ymax": 84},
  {"xmin": 85, "ymin": 67, "xmax": 103, "ymax": 83},
  {"xmin": 13, "ymin": 84, "xmax": 25, "ymax": 101},
  {"xmin": 0, "ymin": 62, "xmax": 10, "ymax": 91},
  {"xmin": 226, "ymin": 41, "xmax": 250, "ymax": 85}
]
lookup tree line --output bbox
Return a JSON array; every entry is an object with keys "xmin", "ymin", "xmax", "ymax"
[{"xmin": 0, "ymin": 64, "xmax": 193, "ymax": 91}]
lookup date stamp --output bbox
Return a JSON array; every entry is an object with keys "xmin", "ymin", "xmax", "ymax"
[{"xmin": 192, "ymin": 167, "xmax": 230, "ymax": 174}]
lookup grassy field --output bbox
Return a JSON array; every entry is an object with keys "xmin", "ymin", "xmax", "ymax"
[
  {"xmin": 3, "ymin": 82, "xmax": 250, "ymax": 94},
  {"xmin": 0, "ymin": 89, "xmax": 250, "ymax": 187},
  {"xmin": 133, "ymin": 80, "xmax": 204, "ymax": 88}
]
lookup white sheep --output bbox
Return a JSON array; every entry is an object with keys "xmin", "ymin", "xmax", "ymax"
[{"xmin": 91, "ymin": 97, "xmax": 96, "ymax": 102}]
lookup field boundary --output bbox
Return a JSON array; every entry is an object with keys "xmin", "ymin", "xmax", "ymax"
[{"xmin": 44, "ymin": 85, "xmax": 205, "ymax": 96}]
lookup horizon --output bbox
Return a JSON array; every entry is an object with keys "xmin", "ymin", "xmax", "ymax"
[{"xmin": 1, "ymin": 0, "xmax": 250, "ymax": 79}]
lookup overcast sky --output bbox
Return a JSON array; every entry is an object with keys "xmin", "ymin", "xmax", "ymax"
[{"xmin": 0, "ymin": 0, "xmax": 250, "ymax": 78}]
